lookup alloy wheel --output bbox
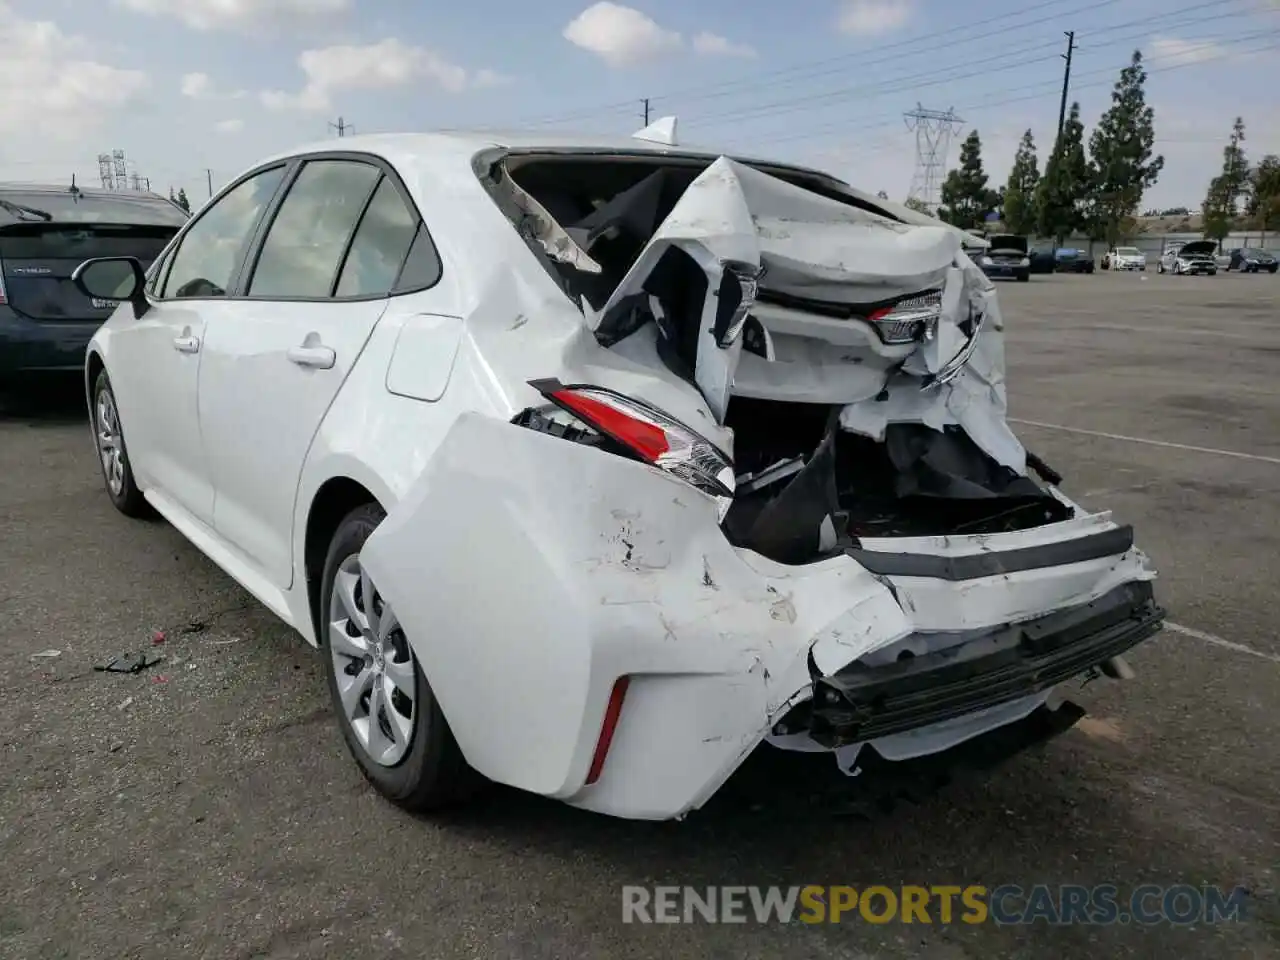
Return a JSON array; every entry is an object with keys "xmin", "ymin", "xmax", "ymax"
[
  {"xmin": 328, "ymin": 554, "xmax": 417, "ymax": 767},
  {"xmin": 96, "ymin": 388, "xmax": 126, "ymax": 497}
]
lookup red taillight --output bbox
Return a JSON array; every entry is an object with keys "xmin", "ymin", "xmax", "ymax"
[
  {"xmin": 545, "ymin": 389, "xmax": 670, "ymax": 462},
  {"xmin": 526, "ymin": 379, "xmax": 734, "ymax": 503},
  {"xmin": 586, "ymin": 676, "xmax": 630, "ymax": 786}
]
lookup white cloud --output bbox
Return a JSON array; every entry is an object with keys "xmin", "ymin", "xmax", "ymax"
[
  {"xmin": 693, "ymin": 32, "xmax": 756, "ymax": 59},
  {"xmin": 116, "ymin": 0, "xmax": 348, "ymax": 32},
  {"xmin": 836, "ymin": 0, "xmax": 912, "ymax": 36},
  {"xmin": 1150, "ymin": 36, "xmax": 1228, "ymax": 66},
  {"xmin": 181, "ymin": 71, "xmax": 212, "ymax": 98},
  {"xmin": 473, "ymin": 68, "xmax": 512, "ymax": 89},
  {"xmin": 215, "ymin": 118, "xmax": 244, "ymax": 133},
  {"xmin": 563, "ymin": 2, "xmax": 682, "ymax": 68},
  {"xmin": 0, "ymin": 2, "xmax": 147, "ymax": 139},
  {"xmin": 260, "ymin": 39, "xmax": 493, "ymax": 112}
]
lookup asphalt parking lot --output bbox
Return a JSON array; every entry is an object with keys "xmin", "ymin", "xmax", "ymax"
[{"xmin": 2, "ymin": 270, "xmax": 1278, "ymax": 960}]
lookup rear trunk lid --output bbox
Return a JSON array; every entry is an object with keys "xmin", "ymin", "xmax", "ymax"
[
  {"xmin": 986, "ymin": 234, "xmax": 1028, "ymax": 259},
  {"xmin": 0, "ymin": 222, "xmax": 176, "ymax": 321},
  {"xmin": 1177, "ymin": 240, "xmax": 1216, "ymax": 260}
]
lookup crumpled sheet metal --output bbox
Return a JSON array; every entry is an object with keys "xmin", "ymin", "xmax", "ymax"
[
  {"xmin": 589, "ymin": 157, "xmax": 964, "ymax": 423},
  {"xmin": 838, "ymin": 254, "xmax": 1027, "ymax": 473}
]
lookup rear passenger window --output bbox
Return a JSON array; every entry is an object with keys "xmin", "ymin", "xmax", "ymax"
[
  {"xmin": 335, "ymin": 178, "xmax": 419, "ymax": 297},
  {"xmin": 393, "ymin": 225, "xmax": 443, "ymax": 292},
  {"xmin": 248, "ymin": 160, "xmax": 380, "ymax": 298}
]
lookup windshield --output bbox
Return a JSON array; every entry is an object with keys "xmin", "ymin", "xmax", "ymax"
[
  {"xmin": 1116, "ymin": 247, "xmax": 1140, "ymax": 255},
  {"xmin": 0, "ymin": 190, "xmax": 187, "ymax": 227}
]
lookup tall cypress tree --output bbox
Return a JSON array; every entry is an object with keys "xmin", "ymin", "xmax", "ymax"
[
  {"xmin": 1088, "ymin": 50, "xmax": 1163, "ymax": 246},
  {"xmin": 1203, "ymin": 118, "xmax": 1249, "ymax": 242},
  {"xmin": 1035, "ymin": 102, "xmax": 1088, "ymax": 242},
  {"xmin": 938, "ymin": 130, "xmax": 999, "ymax": 230},
  {"xmin": 1002, "ymin": 130, "xmax": 1040, "ymax": 236}
]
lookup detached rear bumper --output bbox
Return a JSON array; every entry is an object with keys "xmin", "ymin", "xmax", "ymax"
[{"xmin": 798, "ymin": 580, "xmax": 1164, "ymax": 747}]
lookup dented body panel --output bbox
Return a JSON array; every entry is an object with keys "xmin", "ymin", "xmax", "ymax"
[{"xmin": 89, "ymin": 130, "xmax": 1164, "ymax": 821}]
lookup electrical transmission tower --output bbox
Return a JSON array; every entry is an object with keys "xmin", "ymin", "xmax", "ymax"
[
  {"xmin": 904, "ymin": 104, "xmax": 964, "ymax": 214},
  {"xmin": 98, "ymin": 153, "xmax": 116, "ymax": 189},
  {"xmin": 113, "ymin": 150, "xmax": 128, "ymax": 188}
]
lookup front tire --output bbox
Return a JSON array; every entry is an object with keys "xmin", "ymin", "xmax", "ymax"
[
  {"xmin": 92, "ymin": 370, "xmax": 150, "ymax": 518},
  {"xmin": 319, "ymin": 503, "xmax": 479, "ymax": 811}
]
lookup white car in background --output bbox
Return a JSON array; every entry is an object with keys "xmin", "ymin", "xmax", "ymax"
[
  {"xmin": 1157, "ymin": 240, "xmax": 1218, "ymax": 276},
  {"xmin": 73, "ymin": 127, "xmax": 1165, "ymax": 821},
  {"xmin": 1104, "ymin": 246, "xmax": 1147, "ymax": 271}
]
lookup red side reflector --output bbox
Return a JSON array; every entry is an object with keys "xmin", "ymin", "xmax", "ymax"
[
  {"xmin": 585, "ymin": 676, "xmax": 630, "ymax": 785},
  {"xmin": 550, "ymin": 390, "xmax": 670, "ymax": 462}
]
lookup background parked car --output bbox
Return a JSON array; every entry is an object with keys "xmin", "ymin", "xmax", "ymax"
[
  {"xmin": 1, "ymin": 183, "xmax": 187, "ymax": 385},
  {"xmin": 1102, "ymin": 246, "xmax": 1147, "ymax": 271},
  {"xmin": 1158, "ymin": 240, "xmax": 1217, "ymax": 276},
  {"xmin": 1227, "ymin": 247, "xmax": 1278, "ymax": 273},
  {"xmin": 1028, "ymin": 244, "xmax": 1057, "ymax": 274},
  {"xmin": 1053, "ymin": 248, "xmax": 1095, "ymax": 273},
  {"xmin": 976, "ymin": 234, "xmax": 1031, "ymax": 281}
]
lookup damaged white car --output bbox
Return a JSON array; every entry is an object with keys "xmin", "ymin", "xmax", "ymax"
[{"xmin": 75, "ymin": 124, "xmax": 1164, "ymax": 820}]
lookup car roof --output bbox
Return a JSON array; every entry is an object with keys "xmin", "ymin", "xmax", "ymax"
[
  {"xmin": 0, "ymin": 181, "xmax": 173, "ymax": 204},
  {"xmin": 253, "ymin": 130, "xmax": 840, "ymax": 179},
  {"xmin": 245, "ymin": 130, "xmax": 966, "ymax": 238}
]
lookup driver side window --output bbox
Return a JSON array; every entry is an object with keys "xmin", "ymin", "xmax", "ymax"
[{"xmin": 161, "ymin": 166, "xmax": 286, "ymax": 299}]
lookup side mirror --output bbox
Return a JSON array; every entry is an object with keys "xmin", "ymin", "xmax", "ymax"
[{"xmin": 72, "ymin": 257, "xmax": 150, "ymax": 319}]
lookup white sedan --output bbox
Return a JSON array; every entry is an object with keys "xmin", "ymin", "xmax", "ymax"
[{"xmin": 73, "ymin": 127, "xmax": 1165, "ymax": 820}]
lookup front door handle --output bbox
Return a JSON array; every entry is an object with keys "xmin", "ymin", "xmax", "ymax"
[
  {"xmin": 287, "ymin": 333, "xmax": 336, "ymax": 370},
  {"xmin": 173, "ymin": 334, "xmax": 200, "ymax": 354}
]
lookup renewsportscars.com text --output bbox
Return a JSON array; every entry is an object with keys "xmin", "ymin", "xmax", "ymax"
[{"xmin": 621, "ymin": 884, "xmax": 1249, "ymax": 926}]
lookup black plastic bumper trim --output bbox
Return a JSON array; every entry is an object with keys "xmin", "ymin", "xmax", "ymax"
[
  {"xmin": 845, "ymin": 524, "xmax": 1135, "ymax": 582},
  {"xmin": 805, "ymin": 579, "xmax": 1163, "ymax": 747}
]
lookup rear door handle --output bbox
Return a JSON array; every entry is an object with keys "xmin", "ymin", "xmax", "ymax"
[
  {"xmin": 287, "ymin": 344, "xmax": 336, "ymax": 369},
  {"xmin": 173, "ymin": 334, "xmax": 200, "ymax": 354}
]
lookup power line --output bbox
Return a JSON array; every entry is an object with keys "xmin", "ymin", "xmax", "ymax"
[
  {"xmin": 514, "ymin": 0, "xmax": 1134, "ymax": 127},
  {"xmin": 757, "ymin": 30, "xmax": 1280, "ymax": 150},
  {"xmin": 686, "ymin": 4, "xmax": 1262, "ymax": 131}
]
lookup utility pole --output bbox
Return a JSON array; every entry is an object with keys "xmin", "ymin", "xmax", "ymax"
[
  {"xmin": 641, "ymin": 99, "xmax": 650, "ymax": 125},
  {"xmin": 1057, "ymin": 31, "xmax": 1075, "ymax": 147},
  {"xmin": 206, "ymin": 168, "xmax": 213, "ymax": 198},
  {"xmin": 329, "ymin": 116, "xmax": 351, "ymax": 138}
]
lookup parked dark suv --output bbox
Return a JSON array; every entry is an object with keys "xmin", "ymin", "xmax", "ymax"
[
  {"xmin": 0, "ymin": 183, "xmax": 187, "ymax": 383},
  {"xmin": 1227, "ymin": 247, "xmax": 1278, "ymax": 273}
]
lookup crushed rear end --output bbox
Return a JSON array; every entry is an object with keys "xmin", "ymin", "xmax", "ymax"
[{"xmin": 362, "ymin": 143, "xmax": 1164, "ymax": 820}]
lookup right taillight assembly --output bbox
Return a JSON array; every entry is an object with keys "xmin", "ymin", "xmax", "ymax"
[
  {"xmin": 865, "ymin": 288, "xmax": 943, "ymax": 344},
  {"xmin": 519, "ymin": 379, "xmax": 735, "ymax": 514}
]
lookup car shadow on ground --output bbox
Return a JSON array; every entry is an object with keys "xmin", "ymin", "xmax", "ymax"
[{"xmin": 0, "ymin": 374, "xmax": 87, "ymax": 424}]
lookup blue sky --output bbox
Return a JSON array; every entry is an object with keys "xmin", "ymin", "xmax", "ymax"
[{"xmin": 1, "ymin": 0, "xmax": 1277, "ymax": 211}]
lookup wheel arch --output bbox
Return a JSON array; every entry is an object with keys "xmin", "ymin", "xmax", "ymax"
[
  {"xmin": 304, "ymin": 476, "xmax": 384, "ymax": 642},
  {"xmin": 85, "ymin": 349, "xmax": 105, "ymax": 408}
]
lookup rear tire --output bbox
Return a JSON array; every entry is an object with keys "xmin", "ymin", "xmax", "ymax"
[
  {"xmin": 319, "ymin": 502, "xmax": 480, "ymax": 812},
  {"xmin": 91, "ymin": 370, "xmax": 151, "ymax": 518}
]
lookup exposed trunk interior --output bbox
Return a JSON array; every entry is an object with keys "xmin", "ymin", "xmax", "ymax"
[
  {"xmin": 722, "ymin": 396, "xmax": 1071, "ymax": 565},
  {"xmin": 496, "ymin": 153, "xmax": 1063, "ymax": 566},
  {"xmin": 501, "ymin": 154, "xmax": 898, "ymax": 312}
]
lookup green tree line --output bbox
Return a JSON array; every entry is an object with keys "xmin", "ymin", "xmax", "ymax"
[{"xmin": 906, "ymin": 49, "xmax": 1280, "ymax": 246}]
